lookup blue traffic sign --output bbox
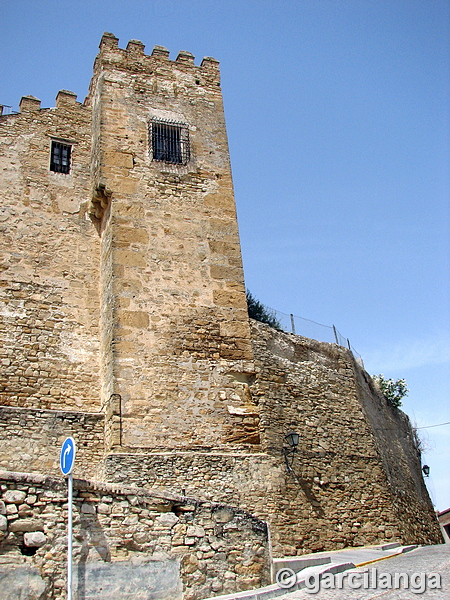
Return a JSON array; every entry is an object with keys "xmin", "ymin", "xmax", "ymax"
[{"xmin": 60, "ymin": 437, "xmax": 76, "ymax": 476}]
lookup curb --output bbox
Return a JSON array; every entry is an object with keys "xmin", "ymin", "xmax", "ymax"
[
  {"xmin": 201, "ymin": 545, "xmax": 420, "ymax": 600},
  {"xmin": 355, "ymin": 545, "xmax": 419, "ymax": 568}
]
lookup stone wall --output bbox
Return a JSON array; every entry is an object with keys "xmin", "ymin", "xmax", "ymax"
[
  {"xmin": 249, "ymin": 320, "xmax": 442, "ymax": 551},
  {"xmin": 0, "ymin": 471, "xmax": 270, "ymax": 600},
  {"xmin": 100, "ymin": 320, "xmax": 442, "ymax": 556},
  {"xmin": 0, "ymin": 33, "xmax": 442, "ymax": 584},
  {"xmin": 0, "ymin": 407, "xmax": 104, "ymax": 479},
  {"xmin": 0, "ymin": 91, "xmax": 101, "ymax": 413}
]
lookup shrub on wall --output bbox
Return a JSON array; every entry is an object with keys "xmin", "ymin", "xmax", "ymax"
[
  {"xmin": 372, "ymin": 374, "xmax": 409, "ymax": 409},
  {"xmin": 246, "ymin": 290, "xmax": 282, "ymax": 330}
]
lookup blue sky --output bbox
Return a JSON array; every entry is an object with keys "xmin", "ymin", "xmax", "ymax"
[{"xmin": 1, "ymin": 0, "xmax": 449, "ymax": 511}]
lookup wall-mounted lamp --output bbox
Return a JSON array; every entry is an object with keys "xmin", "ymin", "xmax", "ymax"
[
  {"xmin": 422, "ymin": 465, "xmax": 430, "ymax": 477},
  {"xmin": 283, "ymin": 431, "xmax": 300, "ymax": 472}
]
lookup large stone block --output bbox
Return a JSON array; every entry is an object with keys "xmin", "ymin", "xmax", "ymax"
[
  {"xmin": 0, "ymin": 566, "xmax": 46, "ymax": 600},
  {"xmin": 0, "ymin": 514, "xmax": 7, "ymax": 531},
  {"xmin": 9, "ymin": 519, "xmax": 44, "ymax": 533},
  {"xmin": 24, "ymin": 531, "xmax": 47, "ymax": 548},
  {"xmin": 72, "ymin": 559, "xmax": 182, "ymax": 600},
  {"xmin": 3, "ymin": 490, "xmax": 26, "ymax": 504}
]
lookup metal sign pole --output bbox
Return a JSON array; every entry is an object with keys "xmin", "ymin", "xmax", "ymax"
[
  {"xmin": 67, "ymin": 472, "xmax": 73, "ymax": 600},
  {"xmin": 60, "ymin": 437, "xmax": 76, "ymax": 600}
]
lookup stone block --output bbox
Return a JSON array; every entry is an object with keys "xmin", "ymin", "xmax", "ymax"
[
  {"xmin": 9, "ymin": 519, "xmax": 44, "ymax": 533},
  {"xmin": 114, "ymin": 249, "xmax": 146, "ymax": 268},
  {"xmin": 186, "ymin": 525, "xmax": 205, "ymax": 538},
  {"xmin": 155, "ymin": 513, "xmax": 179, "ymax": 528},
  {"xmin": 103, "ymin": 151, "xmax": 134, "ymax": 169},
  {"xmin": 120, "ymin": 310, "xmax": 149, "ymax": 329},
  {"xmin": 81, "ymin": 503, "xmax": 96, "ymax": 514},
  {"xmin": 3, "ymin": 490, "xmax": 26, "ymax": 504},
  {"xmin": 219, "ymin": 321, "xmax": 250, "ymax": 339},
  {"xmin": 97, "ymin": 503, "xmax": 111, "ymax": 515},
  {"xmin": 0, "ymin": 566, "xmax": 46, "ymax": 600},
  {"xmin": 0, "ymin": 514, "xmax": 7, "ymax": 531},
  {"xmin": 213, "ymin": 290, "xmax": 247, "ymax": 309},
  {"xmin": 24, "ymin": 531, "xmax": 46, "ymax": 548}
]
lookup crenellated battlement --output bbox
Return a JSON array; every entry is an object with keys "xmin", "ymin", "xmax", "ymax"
[
  {"xmin": 95, "ymin": 31, "xmax": 220, "ymax": 83},
  {"xmin": 1, "ymin": 90, "xmax": 84, "ymax": 117}
]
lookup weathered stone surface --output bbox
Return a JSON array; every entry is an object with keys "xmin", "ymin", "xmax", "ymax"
[
  {"xmin": 0, "ymin": 407, "xmax": 104, "ymax": 478},
  {"xmin": 9, "ymin": 519, "xmax": 44, "ymax": 533},
  {"xmin": 3, "ymin": 490, "xmax": 26, "ymax": 504},
  {"xmin": 73, "ymin": 559, "xmax": 182, "ymax": 600},
  {"xmin": 155, "ymin": 512, "xmax": 179, "ymax": 527},
  {"xmin": 0, "ymin": 472, "xmax": 270, "ymax": 600},
  {"xmin": 0, "ymin": 566, "xmax": 46, "ymax": 600},
  {"xmin": 81, "ymin": 503, "xmax": 96, "ymax": 514},
  {"xmin": 0, "ymin": 515, "xmax": 7, "ymax": 531},
  {"xmin": 23, "ymin": 531, "xmax": 47, "ymax": 548},
  {"xmin": 186, "ymin": 525, "xmax": 205, "ymax": 538}
]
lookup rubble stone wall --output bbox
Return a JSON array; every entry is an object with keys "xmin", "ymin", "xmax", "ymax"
[
  {"xmin": 0, "ymin": 406, "xmax": 104, "ymax": 479},
  {"xmin": 248, "ymin": 320, "xmax": 442, "ymax": 552},
  {"xmin": 0, "ymin": 471, "xmax": 270, "ymax": 600},
  {"xmin": 100, "ymin": 321, "xmax": 443, "ymax": 556}
]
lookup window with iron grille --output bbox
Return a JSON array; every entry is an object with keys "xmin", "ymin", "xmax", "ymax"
[
  {"xmin": 50, "ymin": 141, "xmax": 72, "ymax": 174},
  {"xmin": 150, "ymin": 119, "xmax": 190, "ymax": 165}
]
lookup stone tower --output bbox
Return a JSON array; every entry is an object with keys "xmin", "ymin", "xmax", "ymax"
[{"xmin": 86, "ymin": 33, "xmax": 258, "ymax": 451}]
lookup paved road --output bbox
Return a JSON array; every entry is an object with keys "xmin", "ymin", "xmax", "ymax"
[{"xmin": 282, "ymin": 545, "xmax": 450, "ymax": 599}]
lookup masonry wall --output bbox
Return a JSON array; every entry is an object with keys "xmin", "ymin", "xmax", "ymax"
[
  {"xmin": 0, "ymin": 92, "xmax": 101, "ymax": 413},
  {"xmin": 100, "ymin": 320, "xmax": 442, "ymax": 556},
  {"xmin": 0, "ymin": 407, "xmax": 104, "ymax": 479},
  {"xmin": 0, "ymin": 471, "xmax": 270, "ymax": 600},
  {"xmin": 248, "ymin": 320, "xmax": 443, "ymax": 552}
]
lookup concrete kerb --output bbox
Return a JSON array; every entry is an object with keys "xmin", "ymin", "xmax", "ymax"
[
  {"xmin": 201, "ymin": 544, "xmax": 420, "ymax": 600},
  {"xmin": 272, "ymin": 556, "xmax": 331, "ymax": 576},
  {"xmin": 201, "ymin": 562, "xmax": 355, "ymax": 600},
  {"xmin": 354, "ymin": 544, "xmax": 419, "ymax": 568}
]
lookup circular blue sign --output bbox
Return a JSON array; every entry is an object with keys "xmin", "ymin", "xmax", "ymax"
[{"xmin": 60, "ymin": 437, "xmax": 76, "ymax": 476}]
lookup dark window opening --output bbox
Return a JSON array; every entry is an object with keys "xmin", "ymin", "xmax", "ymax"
[
  {"xmin": 150, "ymin": 120, "xmax": 190, "ymax": 165},
  {"xmin": 50, "ymin": 141, "xmax": 71, "ymax": 174}
]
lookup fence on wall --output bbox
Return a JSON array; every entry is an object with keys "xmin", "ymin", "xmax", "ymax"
[
  {"xmin": 0, "ymin": 105, "xmax": 17, "ymax": 116},
  {"xmin": 263, "ymin": 306, "xmax": 364, "ymax": 368}
]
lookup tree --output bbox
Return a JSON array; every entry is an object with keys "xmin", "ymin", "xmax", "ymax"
[
  {"xmin": 246, "ymin": 290, "xmax": 282, "ymax": 330},
  {"xmin": 372, "ymin": 374, "xmax": 409, "ymax": 409}
]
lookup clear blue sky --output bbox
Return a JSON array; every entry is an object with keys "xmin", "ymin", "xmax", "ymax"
[{"xmin": 1, "ymin": 1, "xmax": 449, "ymax": 511}]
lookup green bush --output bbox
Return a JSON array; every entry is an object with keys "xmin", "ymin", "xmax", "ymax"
[
  {"xmin": 372, "ymin": 374, "xmax": 409, "ymax": 409},
  {"xmin": 246, "ymin": 290, "xmax": 282, "ymax": 330}
]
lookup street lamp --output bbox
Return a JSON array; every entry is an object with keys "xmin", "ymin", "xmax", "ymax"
[
  {"xmin": 283, "ymin": 431, "xmax": 300, "ymax": 472},
  {"xmin": 422, "ymin": 465, "xmax": 430, "ymax": 477}
]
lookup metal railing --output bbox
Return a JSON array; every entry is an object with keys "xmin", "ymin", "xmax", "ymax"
[
  {"xmin": 0, "ymin": 105, "xmax": 17, "ymax": 116},
  {"xmin": 261, "ymin": 305, "xmax": 364, "ymax": 367}
]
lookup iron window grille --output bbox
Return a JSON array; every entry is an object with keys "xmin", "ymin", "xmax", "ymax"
[
  {"xmin": 150, "ymin": 119, "xmax": 190, "ymax": 165},
  {"xmin": 50, "ymin": 141, "xmax": 71, "ymax": 174}
]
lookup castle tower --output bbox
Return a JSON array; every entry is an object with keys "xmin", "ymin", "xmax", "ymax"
[{"xmin": 86, "ymin": 33, "xmax": 259, "ymax": 451}]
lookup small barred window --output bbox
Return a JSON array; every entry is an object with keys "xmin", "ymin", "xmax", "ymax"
[
  {"xmin": 50, "ymin": 141, "xmax": 71, "ymax": 174},
  {"xmin": 150, "ymin": 119, "xmax": 190, "ymax": 165}
]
